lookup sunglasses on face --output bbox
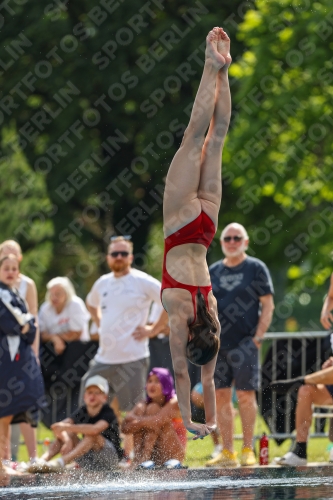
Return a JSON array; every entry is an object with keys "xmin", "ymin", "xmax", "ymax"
[
  {"xmin": 223, "ymin": 236, "xmax": 243, "ymax": 242},
  {"xmin": 110, "ymin": 235, "xmax": 132, "ymax": 241},
  {"xmin": 109, "ymin": 251, "xmax": 129, "ymax": 258}
]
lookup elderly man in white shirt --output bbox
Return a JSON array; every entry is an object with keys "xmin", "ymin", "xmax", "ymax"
[{"xmin": 80, "ymin": 236, "xmax": 168, "ymax": 415}]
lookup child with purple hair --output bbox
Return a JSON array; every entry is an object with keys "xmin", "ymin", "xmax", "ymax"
[{"xmin": 122, "ymin": 368, "xmax": 186, "ymax": 467}]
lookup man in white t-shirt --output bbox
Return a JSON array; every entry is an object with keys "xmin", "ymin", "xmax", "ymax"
[{"xmin": 80, "ymin": 236, "xmax": 168, "ymax": 413}]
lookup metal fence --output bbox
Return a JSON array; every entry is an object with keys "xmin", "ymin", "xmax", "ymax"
[
  {"xmin": 35, "ymin": 331, "xmax": 331, "ymax": 445},
  {"xmin": 254, "ymin": 330, "xmax": 330, "ymax": 442}
]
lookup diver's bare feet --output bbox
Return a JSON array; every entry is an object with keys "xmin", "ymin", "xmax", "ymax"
[
  {"xmin": 217, "ymin": 28, "xmax": 232, "ymax": 70},
  {"xmin": 205, "ymin": 27, "xmax": 226, "ymax": 70}
]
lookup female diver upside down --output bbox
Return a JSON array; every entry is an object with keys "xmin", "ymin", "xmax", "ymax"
[{"xmin": 161, "ymin": 27, "xmax": 232, "ymax": 439}]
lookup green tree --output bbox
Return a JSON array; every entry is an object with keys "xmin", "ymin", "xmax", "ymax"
[
  {"xmin": 0, "ymin": 0, "xmax": 251, "ymax": 293},
  {"xmin": 224, "ymin": 0, "xmax": 333, "ymax": 326},
  {"xmin": 0, "ymin": 127, "xmax": 53, "ymax": 297}
]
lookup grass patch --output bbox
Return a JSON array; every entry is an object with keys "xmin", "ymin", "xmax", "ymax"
[
  {"xmin": 185, "ymin": 416, "xmax": 332, "ymax": 467},
  {"xmin": 16, "ymin": 415, "xmax": 332, "ymax": 466}
]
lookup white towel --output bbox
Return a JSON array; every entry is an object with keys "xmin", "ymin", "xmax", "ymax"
[
  {"xmin": 0, "ymin": 288, "xmax": 33, "ymax": 325},
  {"xmin": 7, "ymin": 336, "xmax": 20, "ymax": 362}
]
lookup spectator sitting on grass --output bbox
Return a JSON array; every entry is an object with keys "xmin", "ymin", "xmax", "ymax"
[
  {"xmin": 122, "ymin": 368, "xmax": 186, "ymax": 468},
  {"xmin": 29, "ymin": 375, "xmax": 122, "ymax": 472}
]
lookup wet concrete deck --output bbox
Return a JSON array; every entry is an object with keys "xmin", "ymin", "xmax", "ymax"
[{"xmin": 2, "ymin": 464, "xmax": 333, "ymax": 500}]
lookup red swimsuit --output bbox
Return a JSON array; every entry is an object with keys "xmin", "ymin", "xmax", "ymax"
[{"xmin": 161, "ymin": 211, "xmax": 216, "ymax": 321}]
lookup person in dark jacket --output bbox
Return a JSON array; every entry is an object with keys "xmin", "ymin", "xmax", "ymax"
[{"xmin": 0, "ymin": 254, "xmax": 44, "ymax": 479}]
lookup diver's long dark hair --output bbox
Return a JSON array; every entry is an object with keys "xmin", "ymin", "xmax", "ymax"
[{"xmin": 186, "ymin": 290, "xmax": 220, "ymax": 366}]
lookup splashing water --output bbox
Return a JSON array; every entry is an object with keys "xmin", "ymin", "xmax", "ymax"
[{"xmin": 2, "ymin": 467, "xmax": 333, "ymax": 499}]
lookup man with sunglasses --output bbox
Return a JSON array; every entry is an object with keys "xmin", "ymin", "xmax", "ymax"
[
  {"xmin": 80, "ymin": 236, "xmax": 168, "ymax": 459},
  {"xmin": 206, "ymin": 223, "xmax": 274, "ymax": 467}
]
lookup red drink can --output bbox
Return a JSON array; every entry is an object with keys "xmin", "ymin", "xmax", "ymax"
[{"xmin": 259, "ymin": 433, "xmax": 269, "ymax": 465}]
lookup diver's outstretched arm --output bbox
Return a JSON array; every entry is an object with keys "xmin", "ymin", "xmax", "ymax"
[
  {"xmin": 201, "ymin": 358, "xmax": 218, "ymax": 429},
  {"xmin": 170, "ymin": 327, "xmax": 215, "ymax": 439}
]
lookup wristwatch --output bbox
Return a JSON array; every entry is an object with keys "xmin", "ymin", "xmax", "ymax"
[{"xmin": 253, "ymin": 336, "xmax": 264, "ymax": 344}]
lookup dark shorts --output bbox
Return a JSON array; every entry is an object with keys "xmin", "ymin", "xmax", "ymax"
[
  {"xmin": 11, "ymin": 410, "xmax": 39, "ymax": 428},
  {"xmin": 326, "ymin": 385, "xmax": 333, "ymax": 398},
  {"xmin": 79, "ymin": 357, "xmax": 150, "ymax": 411},
  {"xmin": 76, "ymin": 438, "xmax": 118, "ymax": 470},
  {"xmin": 214, "ymin": 337, "xmax": 259, "ymax": 391}
]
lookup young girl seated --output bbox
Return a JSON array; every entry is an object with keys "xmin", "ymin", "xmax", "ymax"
[{"xmin": 122, "ymin": 368, "xmax": 186, "ymax": 467}]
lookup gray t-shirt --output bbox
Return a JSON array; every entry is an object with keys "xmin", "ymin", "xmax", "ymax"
[{"xmin": 209, "ymin": 256, "xmax": 274, "ymax": 350}]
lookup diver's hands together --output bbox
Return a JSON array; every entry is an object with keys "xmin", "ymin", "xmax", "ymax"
[{"xmin": 186, "ymin": 422, "xmax": 216, "ymax": 440}]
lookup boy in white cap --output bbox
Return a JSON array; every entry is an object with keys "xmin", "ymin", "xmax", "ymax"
[{"xmin": 30, "ymin": 375, "xmax": 122, "ymax": 472}]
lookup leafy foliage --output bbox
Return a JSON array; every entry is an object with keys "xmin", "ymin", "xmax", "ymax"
[
  {"xmin": 223, "ymin": 0, "xmax": 333, "ymax": 320},
  {"xmin": 0, "ymin": 0, "xmax": 249, "ymax": 294},
  {"xmin": 0, "ymin": 127, "xmax": 53, "ymax": 295},
  {"xmin": 1, "ymin": 0, "xmax": 332, "ymax": 328}
]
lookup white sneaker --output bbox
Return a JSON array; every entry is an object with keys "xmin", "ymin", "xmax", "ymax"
[
  {"xmin": 35, "ymin": 458, "xmax": 65, "ymax": 473},
  {"xmin": 49, "ymin": 458, "xmax": 65, "ymax": 472},
  {"xmin": 136, "ymin": 460, "xmax": 155, "ymax": 470},
  {"xmin": 26, "ymin": 459, "xmax": 49, "ymax": 473},
  {"xmin": 275, "ymin": 451, "xmax": 307, "ymax": 466},
  {"xmin": 16, "ymin": 461, "xmax": 29, "ymax": 473},
  {"xmin": 210, "ymin": 445, "xmax": 222, "ymax": 459},
  {"xmin": 163, "ymin": 459, "xmax": 186, "ymax": 469},
  {"xmin": 118, "ymin": 457, "xmax": 131, "ymax": 469}
]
